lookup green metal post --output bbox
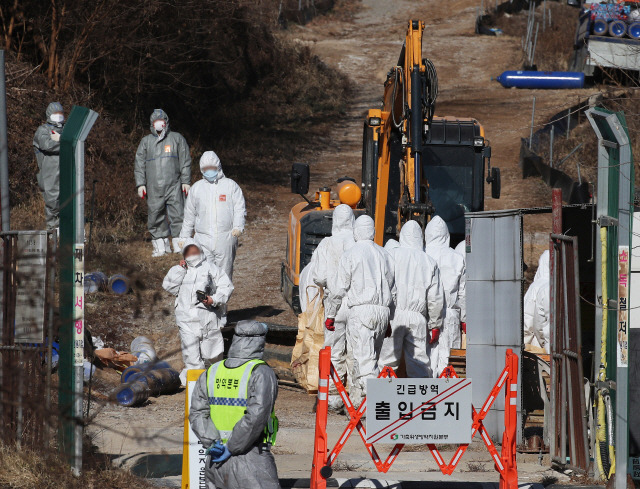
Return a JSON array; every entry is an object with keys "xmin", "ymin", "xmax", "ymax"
[
  {"xmin": 58, "ymin": 106, "xmax": 98, "ymax": 474},
  {"xmin": 586, "ymin": 108, "xmax": 634, "ymax": 487}
]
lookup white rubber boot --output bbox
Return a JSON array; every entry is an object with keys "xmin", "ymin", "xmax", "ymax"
[
  {"xmin": 151, "ymin": 238, "xmax": 166, "ymax": 257},
  {"xmin": 172, "ymin": 238, "xmax": 184, "ymax": 254},
  {"xmin": 163, "ymin": 237, "xmax": 171, "ymax": 254}
]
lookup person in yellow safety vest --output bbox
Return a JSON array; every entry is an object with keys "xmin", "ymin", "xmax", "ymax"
[{"xmin": 189, "ymin": 320, "xmax": 280, "ymax": 489}]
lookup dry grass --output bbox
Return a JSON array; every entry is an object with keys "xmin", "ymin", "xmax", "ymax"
[
  {"xmin": 0, "ymin": 444, "xmax": 154, "ymax": 489},
  {"xmin": 536, "ymin": 91, "xmax": 640, "ymax": 189},
  {"xmin": 489, "ymin": 1, "xmax": 578, "ymax": 71},
  {"xmin": 6, "ymin": 3, "xmax": 350, "ymax": 241},
  {"xmin": 465, "ymin": 461, "xmax": 489, "ymax": 472}
]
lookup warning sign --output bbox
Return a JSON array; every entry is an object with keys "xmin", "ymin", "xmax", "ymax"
[
  {"xmin": 14, "ymin": 233, "xmax": 47, "ymax": 343},
  {"xmin": 618, "ymin": 246, "xmax": 629, "ymax": 368},
  {"xmin": 182, "ymin": 369, "xmax": 206, "ymax": 489},
  {"xmin": 366, "ymin": 377, "xmax": 472, "ymax": 445}
]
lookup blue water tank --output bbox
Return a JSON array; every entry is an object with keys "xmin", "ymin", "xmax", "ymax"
[
  {"xmin": 609, "ymin": 20, "xmax": 627, "ymax": 38},
  {"xmin": 629, "ymin": 22, "xmax": 640, "ymax": 40},
  {"xmin": 121, "ymin": 361, "xmax": 171, "ymax": 383},
  {"xmin": 592, "ymin": 18, "xmax": 609, "ymax": 35},
  {"xmin": 495, "ymin": 71, "xmax": 585, "ymax": 89},
  {"xmin": 109, "ymin": 274, "xmax": 130, "ymax": 295}
]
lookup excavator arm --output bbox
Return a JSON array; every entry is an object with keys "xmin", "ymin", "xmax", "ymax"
[{"xmin": 368, "ymin": 20, "xmax": 438, "ymax": 244}]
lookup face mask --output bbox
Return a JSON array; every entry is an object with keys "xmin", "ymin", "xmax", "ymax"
[
  {"xmin": 153, "ymin": 120, "xmax": 166, "ymax": 132},
  {"xmin": 185, "ymin": 254, "xmax": 201, "ymax": 267},
  {"xmin": 50, "ymin": 113, "xmax": 64, "ymax": 123},
  {"xmin": 203, "ymin": 170, "xmax": 218, "ymax": 182}
]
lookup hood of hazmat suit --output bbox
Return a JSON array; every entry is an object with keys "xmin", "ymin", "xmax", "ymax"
[
  {"xmin": 331, "ymin": 204, "xmax": 355, "ymax": 236},
  {"xmin": 384, "ymin": 239, "xmax": 400, "ymax": 252},
  {"xmin": 425, "ymin": 215, "xmax": 451, "ymax": 249},
  {"xmin": 523, "ymin": 250, "xmax": 550, "ymax": 352},
  {"xmin": 399, "ymin": 221, "xmax": 423, "ymax": 250},
  {"xmin": 353, "ymin": 214, "xmax": 375, "ymax": 242},
  {"xmin": 33, "ymin": 102, "xmax": 64, "ymax": 229},
  {"xmin": 189, "ymin": 320, "xmax": 280, "ymax": 489},
  {"xmin": 180, "ymin": 151, "xmax": 246, "ymax": 280},
  {"xmin": 227, "ymin": 320, "xmax": 268, "ymax": 362},
  {"xmin": 134, "ymin": 109, "xmax": 192, "ymax": 239},
  {"xmin": 149, "ymin": 108, "xmax": 169, "ymax": 140},
  {"xmin": 199, "ymin": 150, "xmax": 225, "ymax": 181},
  {"xmin": 46, "ymin": 102, "xmax": 64, "ymax": 127}
]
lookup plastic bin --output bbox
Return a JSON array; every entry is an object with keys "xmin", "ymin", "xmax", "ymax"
[
  {"xmin": 115, "ymin": 382, "xmax": 150, "ymax": 407},
  {"xmin": 109, "ymin": 274, "xmax": 130, "ymax": 295},
  {"xmin": 84, "ymin": 272, "xmax": 107, "ymax": 294},
  {"xmin": 130, "ymin": 336, "xmax": 157, "ymax": 364}
]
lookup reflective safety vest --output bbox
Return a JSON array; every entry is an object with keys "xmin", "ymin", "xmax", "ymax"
[{"xmin": 206, "ymin": 359, "xmax": 278, "ymax": 445}]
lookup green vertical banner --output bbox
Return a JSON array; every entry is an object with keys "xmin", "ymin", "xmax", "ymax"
[{"xmin": 58, "ymin": 105, "xmax": 98, "ymax": 474}]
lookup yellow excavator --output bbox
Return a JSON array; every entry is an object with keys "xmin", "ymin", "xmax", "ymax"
[{"xmin": 281, "ymin": 20, "xmax": 501, "ymax": 313}]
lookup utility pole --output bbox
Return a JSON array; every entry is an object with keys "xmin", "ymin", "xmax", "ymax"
[{"xmin": 58, "ymin": 106, "xmax": 98, "ymax": 475}]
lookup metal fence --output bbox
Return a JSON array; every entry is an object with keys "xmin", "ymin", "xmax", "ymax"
[
  {"xmin": 549, "ymin": 233, "xmax": 589, "ymax": 472},
  {"xmin": 0, "ymin": 230, "xmax": 56, "ymax": 448}
]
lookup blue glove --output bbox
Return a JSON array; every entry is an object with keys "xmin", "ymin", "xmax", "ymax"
[
  {"xmin": 206, "ymin": 441, "xmax": 225, "ymax": 458},
  {"xmin": 211, "ymin": 443, "xmax": 231, "ymax": 463}
]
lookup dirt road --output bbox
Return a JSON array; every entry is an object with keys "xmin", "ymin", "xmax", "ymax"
[{"xmin": 90, "ymin": 0, "xmax": 596, "ymax": 484}]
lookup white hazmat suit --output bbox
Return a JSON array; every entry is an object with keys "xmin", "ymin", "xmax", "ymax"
[
  {"xmin": 326, "ymin": 215, "xmax": 394, "ymax": 408},
  {"xmin": 298, "ymin": 263, "xmax": 315, "ymax": 314},
  {"xmin": 309, "ymin": 204, "xmax": 355, "ymax": 410},
  {"xmin": 384, "ymin": 239, "xmax": 400, "ymax": 252},
  {"xmin": 455, "ymin": 240, "xmax": 466, "ymax": 259},
  {"xmin": 180, "ymin": 151, "xmax": 246, "ymax": 280},
  {"xmin": 424, "ymin": 216, "xmax": 466, "ymax": 376},
  {"xmin": 524, "ymin": 250, "xmax": 550, "ymax": 353},
  {"xmin": 163, "ymin": 239, "xmax": 234, "ymax": 385},
  {"xmin": 379, "ymin": 221, "xmax": 445, "ymax": 378}
]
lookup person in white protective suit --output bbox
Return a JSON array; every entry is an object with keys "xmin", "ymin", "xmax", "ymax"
[
  {"xmin": 309, "ymin": 204, "xmax": 355, "ymax": 412},
  {"xmin": 454, "ymin": 240, "xmax": 467, "ymax": 337},
  {"xmin": 379, "ymin": 221, "xmax": 445, "ymax": 378},
  {"xmin": 523, "ymin": 250, "xmax": 550, "ymax": 353},
  {"xmin": 180, "ymin": 151, "xmax": 246, "ymax": 280},
  {"xmin": 424, "ymin": 216, "xmax": 466, "ymax": 376},
  {"xmin": 163, "ymin": 239, "xmax": 234, "ymax": 385},
  {"xmin": 325, "ymin": 215, "xmax": 394, "ymax": 408}
]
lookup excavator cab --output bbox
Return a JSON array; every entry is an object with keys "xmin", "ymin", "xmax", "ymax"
[{"xmin": 363, "ymin": 115, "xmax": 499, "ymax": 244}]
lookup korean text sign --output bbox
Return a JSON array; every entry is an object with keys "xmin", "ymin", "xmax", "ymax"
[{"xmin": 366, "ymin": 378, "xmax": 472, "ymax": 445}]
